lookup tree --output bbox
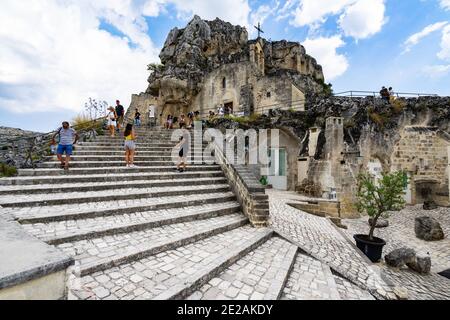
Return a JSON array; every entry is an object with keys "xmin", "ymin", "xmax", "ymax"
[{"xmin": 356, "ymin": 171, "xmax": 407, "ymax": 241}]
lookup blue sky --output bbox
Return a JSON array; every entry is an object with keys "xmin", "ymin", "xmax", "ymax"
[{"xmin": 0, "ymin": 0, "xmax": 449, "ymax": 132}]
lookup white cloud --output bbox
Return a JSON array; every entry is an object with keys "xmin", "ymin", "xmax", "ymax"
[
  {"xmin": 338, "ymin": 0, "xmax": 387, "ymax": 40},
  {"xmin": 438, "ymin": 25, "xmax": 450, "ymax": 61},
  {"xmin": 403, "ymin": 21, "xmax": 448, "ymax": 53},
  {"xmin": 290, "ymin": 0, "xmax": 356, "ymax": 27},
  {"xmin": 303, "ymin": 36, "xmax": 349, "ymax": 80},
  {"xmin": 423, "ymin": 64, "xmax": 450, "ymax": 78},
  {"xmin": 288, "ymin": 0, "xmax": 386, "ymax": 40},
  {"xmin": 440, "ymin": 0, "xmax": 450, "ymax": 10},
  {"xmin": 0, "ymin": 0, "xmax": 160, "ymax": 115}
]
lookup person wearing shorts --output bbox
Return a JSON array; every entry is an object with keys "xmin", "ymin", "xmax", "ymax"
[
  {"xmin": 176, "ymin": 133, "xmax": 189, "ymax": 172},
  {"xmin": 52, "ymin": 121, "xmax": 79, "ymax": 170},
  {"xmin": 123, "ymin": 123, "xmax": 137, "ymax": 167},
  {"xmin": 106, "ymin": 106, "xmax": 117, "ymax": 137}
]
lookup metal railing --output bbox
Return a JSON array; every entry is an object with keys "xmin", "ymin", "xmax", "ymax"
[
  {"xmin": 333, "ymin": 90, "xmax": 439, "ymax": 98},
  {"xmin": 256, "ymin": 98, "xmax": 307, "ymax": 114}
]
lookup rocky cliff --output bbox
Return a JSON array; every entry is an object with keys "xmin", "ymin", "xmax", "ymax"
[{"xmin": 144, "ymin": 15, "xmax": 326, "ymax": 107}]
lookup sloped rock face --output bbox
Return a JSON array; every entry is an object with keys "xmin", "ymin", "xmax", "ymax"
[
  {"xmin": 148, "ymin": 15, "xmax": 249, "ymax": 99},
  {"xmin": 415, "ymin": 216, "xmax": 445, "ymax": 241},
  {"xmin": 385, "ymin": 247, "xmax": 416, "ymax": 268}
]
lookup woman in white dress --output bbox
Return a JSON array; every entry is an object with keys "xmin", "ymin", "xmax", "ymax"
[{"xmin": 106, "ymin": 107, "xmax": 117, "ymax": 137}]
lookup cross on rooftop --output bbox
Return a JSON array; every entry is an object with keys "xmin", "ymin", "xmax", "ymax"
[{"xmin": 254, "ymin": 22, "xmax": 264, "ymax": 39}]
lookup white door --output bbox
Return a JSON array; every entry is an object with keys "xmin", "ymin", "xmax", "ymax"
[{"xmin": 267, "ymin": 148, "xmax": 288, "ymax": 190}]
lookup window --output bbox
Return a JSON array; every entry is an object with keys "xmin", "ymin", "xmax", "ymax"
[
  {"xmin": 266, "ymin": 92, "xmax": 271, "ymax": 98},
  {"xmin": 222, "ymin": 77, "xmax": 226, "ymax": 89}
]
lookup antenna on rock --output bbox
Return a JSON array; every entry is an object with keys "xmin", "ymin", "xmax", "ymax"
[{"xmin": 254, "ymin": 22, "xmax": 264, "ymax": 39}]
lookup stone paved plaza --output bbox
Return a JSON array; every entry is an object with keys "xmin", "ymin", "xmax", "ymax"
[
  {"xmin": 1, "ymin": 127, "xmax": 449, "ymax": 300},
  {"xmin": 267, "ymin": 189, "xmax": 450, "ymax": 300}
]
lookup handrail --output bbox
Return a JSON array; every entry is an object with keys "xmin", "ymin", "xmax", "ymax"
[
  {"xmin": 333, "ymin": 90, "xmax": 439, "ymax": 98},
  {"xmin": 0, "ymin": 116, "xmax": 107, "ymax": 169},
  {"xmin": 1, "ymin": 116, "xmax": 107, "ymax": 145}
]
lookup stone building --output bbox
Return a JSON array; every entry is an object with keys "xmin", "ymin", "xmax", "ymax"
[
  {"xmin": 126, "ymin": 15, "xmax": 325, "ymax": 125},
  {"xmin": 125, "ymin": 17, "xmax": 450, "ymax": 216}
]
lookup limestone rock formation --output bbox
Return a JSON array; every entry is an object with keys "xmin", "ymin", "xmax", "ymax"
[
  {"xmin": 128, "ymin": 16, "xmax": 326, "ymax": 125},
  {"xmin": 385, "ymin": 247, "xmax": 416, "ymax": 268},
  {"xmin": 423, "ymin": 200, "xmax": 438, "ymax": 210},
  {"xmin": 406, "ymin": 254, "xmax": 431, "ymax": 274},
  {"xmin": 415, "ymin": 216, "xmax": 445, "ymax": 241}
]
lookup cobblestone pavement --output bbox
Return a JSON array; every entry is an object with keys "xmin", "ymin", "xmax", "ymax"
[
  {"xmin": 332, "ymin": 274, "xmax": 375, "ymax": 300},
  {"xmin": 343, "ymin": 205, "xmax": 450, "ymax": 300},
  {"xmin": 343, "ymin": 205, "xmax": 450, "ymax": 273},
  {"xmin": 266, "ymin": 189, "xmax": 397, "ymax": 300},
  {"xmin": 20, "ymin": 201, "xmax": 239, "ymax": 241},
  {"xmin": 1, "ymin": 191, "xmax": 236, "ymax": 220},
  {"xmin": 70, "ymin": 226, "xmax": 268, "ymax": 300},
  {"xmin": 0, "ymin": 177, "xmax": 226, "ymax": 193},
  {"xmin": 189, "ymin": 237, "xmax": 296, "ymax": 300},
  {"xmin": 0, "ymin": 170, "xmax": 223, "ymax": 185},
  {"xmin": 0, "ymin": 183, "xmax": 230, "ymax": 205},
  {"xmin": 55, "ymin": 214, "xmax": 245, "ymax": 267},
  {"xmin": 282, "ymin": 253, "xmax": 342, "ymax": 300},
  {"xmin": 382, "ymin": 267, "xmax": 450, "ymax": 300}
]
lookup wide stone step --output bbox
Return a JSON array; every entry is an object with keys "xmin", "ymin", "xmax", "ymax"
[
  {"xmin": 188, "ymin": 236, "xmax": 297, "ymax": 300},
  {"xmin": 70, "ymin": 150, "xmax": 206, "ymax": 156},
  {"xmin": 71, "ymin": 226, "xmax": 272, "ymax": 300},
  {"xmin": 281, "ymin": 253, "xmax": 341, "ymax": 300},
  {"xmin": 59, "ymin": 214, "xmax": 249, "ymax": 276},
  {"xmin": 18, "ymin": 165, "xmax": 220, "ymax": 176},
  {"xmin": 0, "ymin": 184, "xmax": 231, "ymax": 207},
  {"xmin": 22, "ymin": 201, "xmax": 241, "ymax": 245},
  {"xmin": 0, "ymin": 171, "xmax": 224, "ymax": 186},
  {"xmin": 11, "ymin": 192, "xmax": 237, "ymax": 224},
  {"xmin": 77, "ymin": 142, "xmax": 209, "ymax": 147},
  {"xmin": 75, "ymin": 146, "xmax": 176, "ymax": 151},
  {"xmin": 0, "ymin": 177, "xmax": 227, "ymax": 195},
  {"xmin": 49, "ymin": 156, "xmax": 212, "ymax": 162},
  {"xmin": 38, "ymin": 160, "xmax": 213, "ymax": 169}
]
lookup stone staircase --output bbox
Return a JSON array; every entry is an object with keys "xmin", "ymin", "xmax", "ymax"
[{"xmin": 0, "ymin": 127, "xmax": 365, "ymax": 300}]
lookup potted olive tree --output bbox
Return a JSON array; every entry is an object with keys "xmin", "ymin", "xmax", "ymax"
[{"xmin": 354, "ymin": 171, "xmax": 407, "ymax": 262}]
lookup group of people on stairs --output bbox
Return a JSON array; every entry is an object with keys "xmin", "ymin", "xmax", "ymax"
[{"xmin": 51, "ymin": 101, "xmax": 189, "ymax": 172}]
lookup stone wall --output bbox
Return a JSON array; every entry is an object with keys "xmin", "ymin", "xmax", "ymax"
[
  {"xmin": 391, "ymin": 126, "xmax": 450, "ymax": 206},
  {"xmin": 211, "ymin": 135, "xmax": 269, "ymax": 227}
]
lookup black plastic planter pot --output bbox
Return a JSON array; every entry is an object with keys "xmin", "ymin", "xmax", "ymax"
[{"xmin": 353, "ymin": 234, "xmax": 386, "ymax": 263}]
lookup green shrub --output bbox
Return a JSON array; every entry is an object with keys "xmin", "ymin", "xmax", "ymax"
[
  {"xmin": 0, "ymin": 163, "xmax": 18, "ymax": 177},
  {"xmin": 391, "ymin": 99, "xmax": 407, "ymax": 114},
  {"xmin": 356, "ymin": 171, "xmax": 407, "ymax": 240},
  {"xmin": 72, "ymin": 114, "xmax": 103, "ymax": 132}
]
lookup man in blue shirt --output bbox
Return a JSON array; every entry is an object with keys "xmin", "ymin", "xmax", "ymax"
[{"xmin": 52, "ymin": 121, "xmax": 79, "ymax": 170}]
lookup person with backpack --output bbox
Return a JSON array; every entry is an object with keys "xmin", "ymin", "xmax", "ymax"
[
  {"xmin": 115, "ymin": 100, "xmax": 125, "ymax": 132},
  {"xmin": 106, "ymin": 106, "xmax": 117, "ymax": 137},
  {"xmin": 124, "ymin": 123, "xmax": 137, "ymax": 167},
  {"xmin": 51, "ymin": 121, "xmax": 79, "ymax": 170}
]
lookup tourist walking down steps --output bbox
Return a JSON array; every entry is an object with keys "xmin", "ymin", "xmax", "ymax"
[
  {"xmin": 52, "ymin": 121, "xmax": 79, "ymax": 171},
  {"xmin": 106, "ymin": 107, "xmax": 117, "ymax": 137},
  {"xmin": 124, "ymin": 123, "xmax": 137, "ymax": 168}
]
